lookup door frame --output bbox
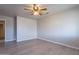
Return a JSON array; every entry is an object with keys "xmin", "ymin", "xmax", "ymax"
[{"xmin": 0, "ymin": 19, "xmax": 6, "ymax": 42}]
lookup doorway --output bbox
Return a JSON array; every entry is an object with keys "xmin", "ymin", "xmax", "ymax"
[{"xmin": 0, "ymin": 21, "xmax": 5, "ymax": 42}]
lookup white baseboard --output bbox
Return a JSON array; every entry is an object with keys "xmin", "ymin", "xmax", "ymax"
[
  {"xmin": 16, "ymin": 38, "xmax": 37, "ymax": 42},
  {"xmin": 5, "ymin": 38, "xmax": 79, "ymax": 50},
  {"xmin": 5, "ymin": 39, "xmax": 16, "ymax": 42},
  {"xmin": 38, "ymin": 37, "xmax": 79, "ymax": 50}
]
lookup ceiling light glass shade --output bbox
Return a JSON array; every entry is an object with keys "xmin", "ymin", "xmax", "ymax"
[{"xmin": 33, "ymin": 12, "xmax": 39, "ymax": 15}]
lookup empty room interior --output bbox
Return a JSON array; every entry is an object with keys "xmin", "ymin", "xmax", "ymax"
[{"xmin": 0, "ymin": 4, "xmax": 79, "ymax": 55}]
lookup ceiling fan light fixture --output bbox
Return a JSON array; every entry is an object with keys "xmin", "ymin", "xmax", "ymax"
[{"xmin": 24, "ymin": 4, "xmax": 48, "ymax": 16}]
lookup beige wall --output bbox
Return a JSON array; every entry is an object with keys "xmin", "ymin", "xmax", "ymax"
[{"xmin": 37, "ymin": 7, "xmax": 79, "ymax": 48}]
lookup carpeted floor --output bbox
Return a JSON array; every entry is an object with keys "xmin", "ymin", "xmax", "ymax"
[{"xmin": 0, "ymin": 39, "xmax": 79, "ymax": 55}]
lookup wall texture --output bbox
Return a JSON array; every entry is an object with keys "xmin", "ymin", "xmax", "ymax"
[
  {"xmin": 0, "ymin": 15, "xmax": 15, "ymax": 42},
  {"xmin": 16, "ymin": 16, "xmax": 37, "ymax": 42},
  {"xmin": 37, "ymin": 7, "xmax": 79, "ymax": 48}
]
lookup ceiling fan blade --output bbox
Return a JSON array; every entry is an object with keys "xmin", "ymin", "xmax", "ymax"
[
  {"xmin": 24, "ymin": 8, "xmax": 31, "ymax": 10},
  {"xmin": 41, "ymin": 8, "xmax": 47, "ymax": 10},
  {"xmin": 40, "ymin": 12, "xmax": 48, "ymax": 15},
  {"xmin": 27, "ymin": 11, "xmax": 34, "ymax": 15}
]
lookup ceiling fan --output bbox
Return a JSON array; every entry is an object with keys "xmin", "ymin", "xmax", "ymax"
[{"xmin": 24, "ymin": 4, "xmax": 48, "ymax": 16}]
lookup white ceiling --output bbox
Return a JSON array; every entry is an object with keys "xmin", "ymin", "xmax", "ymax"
[{"xmin": 0, "ymin": 4, "xmax": 78, "ymax": 19}]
